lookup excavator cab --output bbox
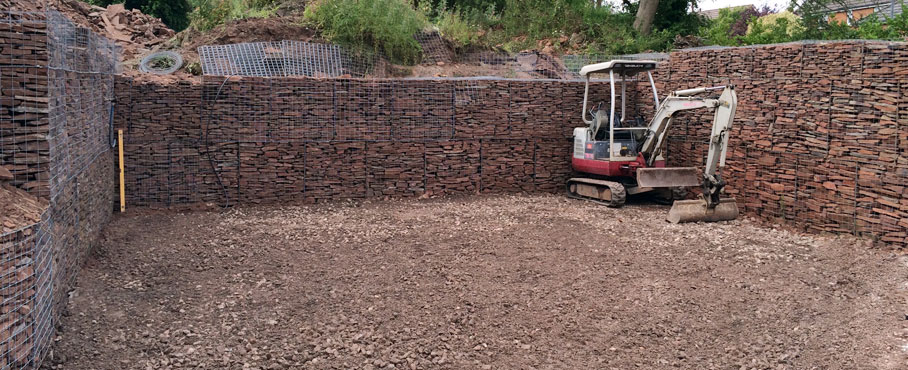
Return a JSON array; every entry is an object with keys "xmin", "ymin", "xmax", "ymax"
[{"xmin": 579, "ymin": 60, "xmax": 659, "ymax": 160}]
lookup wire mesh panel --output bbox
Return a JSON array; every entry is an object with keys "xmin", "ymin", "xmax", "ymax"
[
  {"xmin": 561, "ymin": 52, "xmax": 669, "ymax": 78},
  {"xmin": 282, "ymin": 40, "xmax": 348, "ymax": 77},
  {"xmin": 199, "ymin": 37, "xmax": 669, "ymax": 81},
  {"xmin": 199, "ymin": 41, "xmax": 376, "ymax": 78},
  {"xmin": 415, "ymin": 30, "xmax": 454, "ymax": 65}
]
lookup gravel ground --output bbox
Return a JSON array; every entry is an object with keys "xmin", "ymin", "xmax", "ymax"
[{"xmin": 47, "ymin": 194, "xmax": 908, "ymax": 369}]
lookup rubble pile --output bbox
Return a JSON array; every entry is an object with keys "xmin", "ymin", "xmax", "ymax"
[
  {"xmin": 2, "ymin": 0, "xmax": 175, "ymax": 60},
  {"xmin": 58, "ymin": 1, "xmax": 175, "ymax": 59}
]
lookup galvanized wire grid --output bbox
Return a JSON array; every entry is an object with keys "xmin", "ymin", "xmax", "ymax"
[
  {"xmin": 415, "ymin": 30, "xmax": 454, "ymax": 65},
  {"xmin": 0, "ymin": 7, "xmax": 118, "ymax": 370},
  {"xmin": 198, "ymin": 36, "xmax": 669, "ymax": 81},
  {"xmin": 199, "ymin": 76, "xmax": 459, "ymax": 143},
  {"xmin": 199, "ymin": 41, "xmax": 377, "ymax": 78},
  {"xmin": 125, "ymin": 77, "xmax": 462, "ymax": 206}
]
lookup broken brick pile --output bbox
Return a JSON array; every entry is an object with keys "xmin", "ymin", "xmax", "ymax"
[
  {"xmin": 647, "ymin": 41, "xmax": 908, "ymax": 247},
  {"xmin": 113, "ymin": 76, "xmax": 613, "ymax": 206},
  {"xmin": 0, "ymin": 11, "xmax": 117, "ymax": 369}
]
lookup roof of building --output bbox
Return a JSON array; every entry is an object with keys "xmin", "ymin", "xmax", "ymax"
[{"xmin": 824, "ymin": 0, "xmax": 903, "ymax": 17}]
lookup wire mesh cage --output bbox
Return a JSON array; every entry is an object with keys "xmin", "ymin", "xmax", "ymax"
[{"xmin": 0, "ymin": 5, "xmax": 118, "ymax": 369}]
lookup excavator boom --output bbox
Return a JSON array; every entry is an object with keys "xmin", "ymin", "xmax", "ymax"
[{"xmin": 643, "ymin": 85, "xmax": 738, "ymax": 223}]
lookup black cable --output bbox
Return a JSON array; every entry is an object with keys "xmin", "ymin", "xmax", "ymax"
[
  {"xmin": 202, "ymin": 76, "xmax": 233, "ymax": 207},
  {"xmin": 108, "ymin": 99, "xmax": 116, "ymax": 148}
]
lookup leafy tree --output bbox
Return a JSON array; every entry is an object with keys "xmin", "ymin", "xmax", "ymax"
[
  {"xmin": 188, "ymin": 0, "xmax": 232, "ymax": 31},
  {"xmin": 622, "ymin": 0, "xmax": 705, "ymax": 36},
  {"xmin": 700, "ymin": 5, "xmax": 775, "ymax": 46},
  {"xmin": 88, "ymin": 0, "xmax": 192, "ymax": 31},
  {"xmin": 741, "ymin": 14, "xmax": 796, "ymax": 44},
  {"xmin": 731, "ymin": 6, "xmax": 773, "ymax": 36},
  {"xmin": 700, "ymin": 7, "xmax": 746, "ymax": 45},
  {"xmin": 416, "ymin": 0, "xmax": 505, "ymax": 12},
  {"xmin": 128, "ymin": 0, "xmax": 192, "ymax": 31},
  {"xmin": 632, "ymin": 0, "xmax": 659, "ymax": 35}
]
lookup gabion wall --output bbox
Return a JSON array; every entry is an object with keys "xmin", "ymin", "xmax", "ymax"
[
  {"xmin": 649, "ymin": 41, "xmax": 908, "ymax": 247},
  {"xmin": 0, "ymin": 10, "xmax": 117, "ymax": 369},
  {"xmin": 114, "ymin": 76, "xmax": 613, "ymax": 206},
  {"xmin": 121, "ymin": 40, "xmax": 908, "ymax": 249}
]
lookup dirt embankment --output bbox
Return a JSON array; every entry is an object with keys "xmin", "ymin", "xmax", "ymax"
[
  {"xmin": 175, "ymin": 16, "xmax": 321, "ymax": 71},
  {"xmin": 48, "ymin": 195, "xmax": 908, "ymax": 369},
  {"xmin": 4, "ymin": 0, "xmax": 175, "ymax": 61}
]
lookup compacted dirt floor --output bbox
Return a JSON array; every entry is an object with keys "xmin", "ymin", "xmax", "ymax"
[{"xmin": 47, "ymin": 194, "xmax": 907, "ymax": 369}]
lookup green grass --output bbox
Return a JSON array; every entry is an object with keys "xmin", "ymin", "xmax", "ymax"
[
  {"xmin": 305, "ymin": 0, "xmax": 428, "ymax": 65},
  {"xmin": 188, "ymin": 0, "xmax": 279, "ymax": 32}
]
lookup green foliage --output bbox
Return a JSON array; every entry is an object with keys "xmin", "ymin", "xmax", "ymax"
[
  {"xmin": 91, "ymin": 0, "xmax": 908, "ymax": 62},
  {"xmin": 818, "ymin": 20, "xmax": 860, "ymax": 39},
  {"xmin": 621, "ymin": 0, "xmax": 705, "ymax": 36},
  {"xmin": 498, "ymin": 0, "xmax": 586, "ymax": 40},
  {"xmin": 436, "ymin": 11, "xmax": 480, "ymax": 46},
  {"xmin": 484, "ymin": 0, "xmax": 678, "ymax": 54},
  {"xmin": 418, "ymin": 0, "xmax": 499, "ymax": 48},
  {"xmin": 700, "ymin": 7, "xmax": 746, "ymax": 46},
  {"xmin": 188, "ymin": 0, "xmax": 278, "ymax": 32},
  {"xmin": 850, "ymin": 10, "xmax": 908, "ymax": 40},
  {"xmin": 417, "ymin": 0, "xmax": 505, "ymax": 15},
  {"xmin": 305, "ymin": 0, "xmax": 428, "ymax": 64},
  {"xmin": 748, "ymin": 11, "xmax": 803, "ymax": 36},
  {"xmin": 128, "ymin": 0, "xmax": 192, "ymax": 31},
  {"xmin": 793, "ymin": 0, "xmax": 908, "ymax": 41},
  {"xmin": 86, "ymin": 0, "xmax": 192, "ymax": 31},
  {"xmin": 883, "ymin": 7, "xmax": 908, "ymax": 38},
  {"xmin": 795, "ymin": 0, "xmax": 835, "ymax": 39},
  {"xmin": 189, "ymin": 0, "xmax": 231, "ymax": 31},
  {"xmin": 700, "ymin": 7, "xmax": 801, "ymax": 46},
  {"xmin": 855, "ymin": 14, "xmax": 891, "ymax": 39},
  {"xmin": 740, "ymin": 16, "xmax": 796, "ymax": 44}
]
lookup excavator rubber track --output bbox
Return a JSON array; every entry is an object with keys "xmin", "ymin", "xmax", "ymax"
[{"xmin": 566, "ymin": 178, "xmax": 626, "ymax": 207}]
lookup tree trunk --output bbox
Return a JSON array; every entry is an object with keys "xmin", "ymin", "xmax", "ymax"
[
  {"xmin": 633, "ymin": 0, "xmax": 659, "ymax": 36},
  {"xmin": 596, "ymin": 0, "xmax": 603, "ymax": 7}
]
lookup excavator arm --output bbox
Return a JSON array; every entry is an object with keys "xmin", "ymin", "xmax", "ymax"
[{"xmin": 636, "ymin": 85, "xmax": 737, "ymax": 209}]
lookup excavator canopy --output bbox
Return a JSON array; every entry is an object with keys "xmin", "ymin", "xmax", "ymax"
[{"xmin": 579, "ymin": 60, "xmax": 658, "ymax": 76}]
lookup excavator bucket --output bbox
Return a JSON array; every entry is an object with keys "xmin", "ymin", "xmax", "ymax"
[
  {"xmin": 636, "ymin": 167, "xmax": 701, "ymax": 188},
  {"xmin": 667, "ymin": 198, "xmax": 739, "ymax": 223}
]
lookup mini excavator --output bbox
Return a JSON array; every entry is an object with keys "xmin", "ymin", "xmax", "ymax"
[{"xmin": 567, "ymin": 60, "xmax": 739, "ymax": 223}]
